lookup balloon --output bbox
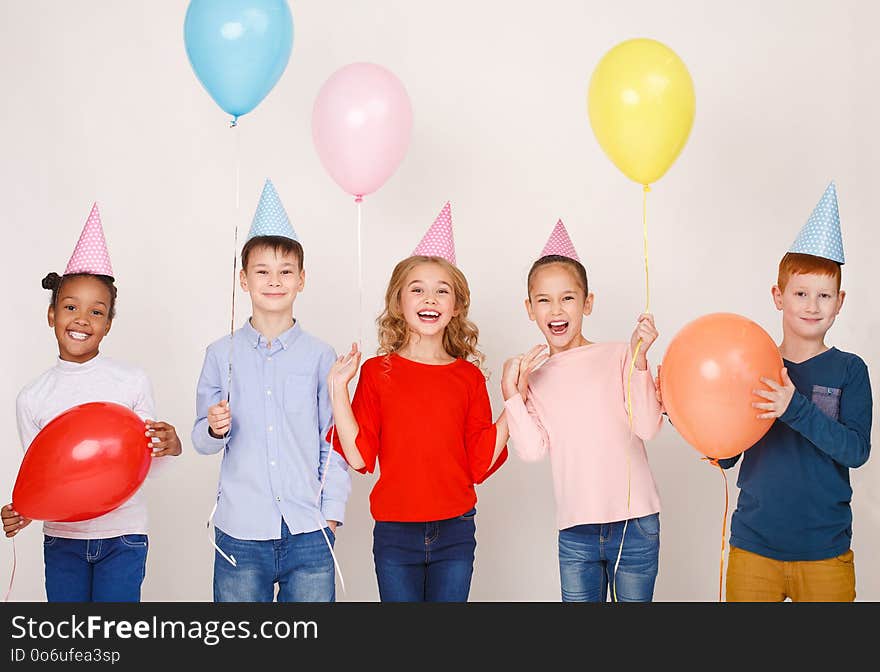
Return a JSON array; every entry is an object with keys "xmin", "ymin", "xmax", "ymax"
[
  {"xmin": 588, "ymin": 38, "xmax": 695, "ymax": 186},
  {"xmin": 184, "ymin": 0, "xmax": 294, "ymax": 122},
  {"xmin": 660, "ymin": 313, "xmax": 783, "ymax": 459},
  {"xmin": 12, "ymin": 402, "xmax": 152, "ymax": 522},
  {"xmin": 312, "ymin": 62, "xmax": 413, "ymax": 201}
]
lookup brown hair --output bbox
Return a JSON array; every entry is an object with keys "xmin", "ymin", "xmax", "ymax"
[
  {"xmin": 377, "ymin": 256, "xmax": 484, "ymax": 368},
  {"xmin": 241, "ymin": 235, "xmax": 304, "ymax": 271},
  {"xmin": 42, "ymin": 272, "xmax": 117, "ymax": 320},
  {"xmin": 527, "ymin": 255, "xmax": 589, "ymax": 296},
  {"xmin": 777, "ymin": 252, "xmax": 841, "ymax": 292}
]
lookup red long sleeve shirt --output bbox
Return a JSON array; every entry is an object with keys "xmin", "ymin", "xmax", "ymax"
[{"xmin": 329, "ymin": 353, "xmax": 507, "ymax": 522}]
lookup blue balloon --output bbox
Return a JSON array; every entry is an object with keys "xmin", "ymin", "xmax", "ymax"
[{"xmin": 184, "ymin": 0, "xmax": 293, "ymax": 122}]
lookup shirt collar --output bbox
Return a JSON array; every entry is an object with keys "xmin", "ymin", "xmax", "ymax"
[
  {"xmin": 242, "ymin": 318, "xmax": 302, "ymax": 350},
  {"xmin": 55, "ymin": 352, "xmax": 104, "ymax": 372}
]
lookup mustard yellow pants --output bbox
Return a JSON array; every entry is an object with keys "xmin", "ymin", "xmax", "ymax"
[{"xmin": 726, "ymin": 546, "xmax": 855, "ymax": 602}]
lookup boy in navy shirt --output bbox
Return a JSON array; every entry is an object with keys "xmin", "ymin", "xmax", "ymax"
[{"xmin": 720, "ymin": 182, "xmax": 872, "ymax": 601}]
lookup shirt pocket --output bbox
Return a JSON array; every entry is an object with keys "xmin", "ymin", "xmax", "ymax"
[
  {"xmin": 284, "ymin": 373, "xmax": 317, "ymax": 416},
  {"xmin": 811, "ymin": 385, "xmax": 841, "ymax": 421}
]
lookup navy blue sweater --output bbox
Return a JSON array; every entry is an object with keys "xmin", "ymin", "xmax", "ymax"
[{"xmin": 718, "ymin": 347, "xmax": 872, "ymax": 561}]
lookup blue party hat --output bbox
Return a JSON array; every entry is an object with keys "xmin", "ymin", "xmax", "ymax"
[
  {"xmin": 789, "ymin": 181, "xmax": 844, "ymax": 264},
  {"xmin": 245, "ymin": 179, "xmax": 299, "ymax": 242}
]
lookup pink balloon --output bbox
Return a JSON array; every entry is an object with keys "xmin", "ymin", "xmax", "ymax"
[{"xmin": 312, "ymin": 62, "xmax": 413, "ymax": 201}]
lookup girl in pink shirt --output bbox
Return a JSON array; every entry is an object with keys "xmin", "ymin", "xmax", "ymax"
[{"xmin": 501, "ymin": 223, "xmax": 663, "ymax": 602}]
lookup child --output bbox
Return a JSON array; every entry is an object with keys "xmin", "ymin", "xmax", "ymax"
[
  {"xmin": 191, "ymin": 179, "xmax": 350, "ymax": 603},
  {"xmin": 1, "ymin": 203, "xmax": 181, "ymax": 602},
  {"xmin": 327, "ymin": 202, "xmax": 508, "ymax": 602},
  {"xmin": 501, "ymin": 220, "xmax": 663, "ymax": 602},
  {"xmin": 718, "ymin": 182, "xmax": 872, "ymax": 602}
]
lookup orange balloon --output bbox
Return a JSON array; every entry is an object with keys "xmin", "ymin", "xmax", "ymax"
[{"xmin": 660, "ymin": 313, "xmax": 783, "ymax": 459}]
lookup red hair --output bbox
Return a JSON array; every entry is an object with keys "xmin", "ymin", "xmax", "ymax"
[{"xmin": 777, "ymin": 253, "xmax": 841, "ymax": 292}]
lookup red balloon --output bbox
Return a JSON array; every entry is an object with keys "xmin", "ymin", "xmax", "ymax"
[
  {"xmin": 12, "ymin": 402, "xmax": 151, "ymax": 522},
  {"xmin": 660, "ymin": 313, "xmax": 783, "ymax": 459}
]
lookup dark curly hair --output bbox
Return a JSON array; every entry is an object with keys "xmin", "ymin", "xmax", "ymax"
[{"xmin": 42, "ymin": 272, "xmax": 117, "ymax": 320}]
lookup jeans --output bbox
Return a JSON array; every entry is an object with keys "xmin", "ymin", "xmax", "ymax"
[
  {"xmin": 373, "ymin": 508, "xmax": 477, "ymax": 602},
  {"xmin": 557, "ymin": 513, "xmax": 660, "ymax": 602},
  {"xmin": 213, "ymin": 520, "xmax": 336, "ymax": 602},
  {"xmin": 43, "ymin": 534, "xmax": 148, "ymax": 602}
]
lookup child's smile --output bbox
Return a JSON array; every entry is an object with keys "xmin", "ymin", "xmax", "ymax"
[
  {"xmin": 240, "ymin": 247, "xmax": 304, "ymax": 315},
  {"xmin": 400, "ymin": 263, "xmax": 457, "ymax": 337},
  {"xmin": 417, "ymin": 309, "xmax": 441, "ymax": 324},
  {"xmin": 548, "ymin": 319, "xmax": 569, "ymax": 336},
  {"xmin": 48, "ymin": 275, "xmax": 113, "ymax": 363},
  {"xmin": 526, "ymin": 263, "xmax": 593, "ymax": 355},
  {"xmin": 773, "ymin": 272, "xmax": 844, "ymax": 342}
]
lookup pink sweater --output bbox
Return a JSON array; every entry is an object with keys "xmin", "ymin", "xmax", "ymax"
[{"xmin": 505, "ymin": 342, "xmax": 663, "ymax": 530}]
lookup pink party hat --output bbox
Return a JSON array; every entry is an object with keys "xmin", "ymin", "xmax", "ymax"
[
  {"xmin": 64, "ymin": 202, "xmax": 114, "ymax": 277},
  {"xmin": 540, "ymin": 219, "xmax": 580, "ymax": 261},
  {"xmin": 412, "ymin": 201, "xmax": 456, "ymax": 265}
]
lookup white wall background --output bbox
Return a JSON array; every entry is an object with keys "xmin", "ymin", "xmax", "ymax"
[{"xmin": 1, "ymin": 0, "xmax": 877, "ymax": 602}]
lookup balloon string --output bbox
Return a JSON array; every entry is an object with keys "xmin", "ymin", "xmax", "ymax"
[
  {"xmin": 356, "ymin": 200, "xmax": 364, "ymax": 351},
  {"xmin": 642, "ymin": 184, "xmax": 651, "ymax": 310},
  {"xmin": 617, "ymin": 185, "xmax": 651, "ymax": 602},
  {"xmin": 208, "ymin": 118, "xmax": 241, "ymax": 564},
  {"xmin": 611, "ymin": 494, "xmax": 629, "ymax": 602},
  {"xmin": 226, "ymin": 122, "xmax": 241, "ymax": 405},
  {"xmin": 4, "ymin": 537, "xmax": 16, "ymax": 602},
  {"xmin": 626, "ymin": 185, "xmax": 651, "ymax": 426},
  {"xmin": 702, "ymin": 457, "xmax": 729, "ymax": 602},
  {"xmin": 207, "ymin": 500, "xmax": 237, "ymax": 567},
  {"xmin": 317, "ymin": 385, "xmax": 346, "ymax": 596}
]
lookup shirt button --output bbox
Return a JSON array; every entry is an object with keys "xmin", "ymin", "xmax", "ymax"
[
  {"xmin": 268, "ymin": 425, "xmax": 273, "ymax": 432},
  {"xmin": 276, "ymin": 497, "xmax": 281, "ymax": 502},
  {"xmin": 267, "ymin": 389, "xmax": 272, "ymax": 396},
  {"xmin": 267, "ymin": 357, "xmax": 272, "ymax": 362},
  {"xmin": 270, "ymin": 461, "xmax": 276, "ymax": 466}
]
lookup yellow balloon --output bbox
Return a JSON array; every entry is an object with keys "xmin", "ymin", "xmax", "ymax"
[{"xmin": 588, "ymin": 38, "xmax": 696, "ymax": 186}]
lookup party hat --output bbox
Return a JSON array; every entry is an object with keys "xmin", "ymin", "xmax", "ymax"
[
  {"xmin": 412, "ymin": 201, "xmax": 456, "ymax": 265},
  {"xmin": 245, "ymin": 179, "xmax": 299, "ymax": 242},
  {"xmin": 789, "ymin": 181, "xmax": 844, "ymax": 264},
  {"xmin": 64, "ymin": 202, "xmax": 114, "ymax": 278},
  {"xmin": 540, "ymin": 219, "xmax": 580, "ymax": 261}
]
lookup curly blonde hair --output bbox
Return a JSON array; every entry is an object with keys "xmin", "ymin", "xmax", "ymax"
[{"xmin": 376, "ymin": 256, "xmax": 485, "ymax": 368}]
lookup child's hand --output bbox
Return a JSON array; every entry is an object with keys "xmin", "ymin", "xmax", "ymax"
[
  {"xmin": 208, "ymin": 400, "xmax": 232, "ymax": 438},
  {"xmin": 654, "ymin": 364, "xmax": 665, "ymax": 411},
  {"xmin": 502, "ymin": 345, "xmax": 548, "ymax": 402},
  {"xmin": 630, "ymin": 313, "xmax": 658, "ymax": 371},
  {"xmin": 753, "ymin": 367, "xmax": 796, "ymax": 419},
  {"xmin": 146, "ymin": 420, "xmax": 183, "ymax": 457},
  {"xmin": 501, "ymin": 355, "xmax": 523, "ymax": 401},
  {"xmin": 2, "ymin": 503, "xmax": 31, "ymax": 538},
  {"xmin": 328, "ymin": 342, "xmax": 362, "ymax": 390}
]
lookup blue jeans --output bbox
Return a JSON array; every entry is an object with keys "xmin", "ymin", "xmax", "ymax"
[
  {"xmin": 213, "ymin": 521, "xmax": 336, "ymax": 602},
  {"xmin": 558, "ymin": 513, "xmax": 660, "ymax": 602},
  {"xmin": 43, "ymin": 534, "xmax": 148, "ymax": 602},
  {"xmin": 372, "ymin": 508, "xmax": 477, "ymax": 602}
]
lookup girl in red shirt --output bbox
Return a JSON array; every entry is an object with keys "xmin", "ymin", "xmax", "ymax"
[{"xmin": 329, "ymin": 238, "xmax": 508, "ymax": 601}]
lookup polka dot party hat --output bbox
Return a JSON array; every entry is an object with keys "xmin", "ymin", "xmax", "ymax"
[
  {"xmin": 63, "ymin": 202, "xmax": 114, "ymax": 278},
  {"xmin": 789, "ymin": 181, "xmax": 844, "ymax": 264},
  {"xmin": 412, "ymin": 201, "xmax": 456, "ymax": 265},
  {"xmin": 245, "ymin": 179, "xmax": 299, "ymax": 242},
  {"xmin": 540, "ymin": 219, "xmax": 580, "ymax": 261}
]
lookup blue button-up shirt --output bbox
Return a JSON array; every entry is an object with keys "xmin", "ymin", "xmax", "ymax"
[{"xmin": 192, "ymin": 319, "xmax": 350, "ymax": 540}]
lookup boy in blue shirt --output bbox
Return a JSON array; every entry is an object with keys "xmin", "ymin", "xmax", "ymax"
[
  {"xmin": 192, "ymin": 179, "xmax": 350, "ymax": 602},
  {"xmin": 720, "ymin": 182, "xmax": 872, "ymax": 601}
]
